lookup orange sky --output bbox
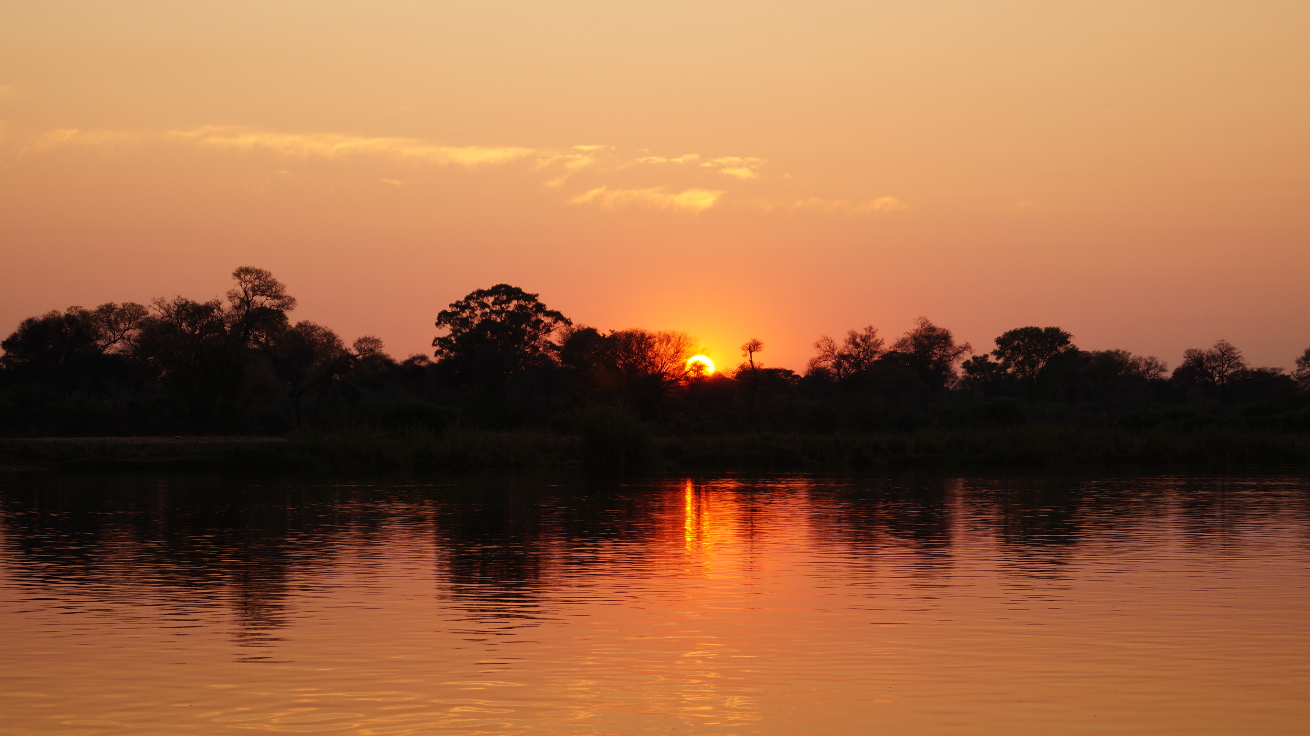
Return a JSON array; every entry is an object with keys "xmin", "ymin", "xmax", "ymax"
[{"xmin": 2, "ymin": 1, "xmax": 1308, "ymax": 371}]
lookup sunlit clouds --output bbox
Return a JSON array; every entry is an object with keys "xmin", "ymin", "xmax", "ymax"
[
  {"xmin": 704, "ymin": 156, "xmax": 764, "ymax": 180},
  {"xmin": 167, "ymin": 126, "xmax": 537, "ymax": 167},
  {"xmin": 569, "ymin": 186, "xmax": 723, "ymax": 213},
  {"xmin": 794, "ymin": 196, "xmax": 909, "ymax": 215},
  {"xmin": 8, "ymin": 123, "xmax": 890, "ymax": 216},
  {"xmin": 632, "ymin": 153, "xmax": 764, "ymax": 180}
]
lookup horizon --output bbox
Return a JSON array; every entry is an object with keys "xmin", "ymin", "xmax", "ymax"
[{"xmin": 2, "ymin": 2, "xmax": 1308, "ymax": 371}]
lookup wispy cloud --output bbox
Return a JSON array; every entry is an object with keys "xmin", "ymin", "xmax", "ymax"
[
  {"xmin": 167, "ymin": 126, "xmax": 536, "ymax": 167},
  {"xmin": 28, "ymin": 128, "xmax": 142, "ymax": 154},
  {"xmin": 0, "ymin": 85, "xmax": 21, "ymax": 102},
  {"xmin": 704, "ymin": 156, "xmax": 764, "ymax": 180},
  {"xmin": 633, "ymin": 153, "xmax": 700, "ymax": 165},
  {"xmin": 17, "ymin": 123, "xmax": 903, "ymax": 219},
  {"xmin": 570, "ymin": 186, "xmax": 723, "ymax": 213},
  {"xmin": 794, "ymin": 196, "xmax": 908, "ymax": 214}
]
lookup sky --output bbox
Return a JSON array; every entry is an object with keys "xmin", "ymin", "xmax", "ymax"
[{"xmin": 1, "ymin": 1, "xmax": 1308, "ymax": 371}]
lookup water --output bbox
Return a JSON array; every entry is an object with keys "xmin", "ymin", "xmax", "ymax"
[{"xmin": 1, "ymin": 472, "xmax": 1307, "ymax": 735}]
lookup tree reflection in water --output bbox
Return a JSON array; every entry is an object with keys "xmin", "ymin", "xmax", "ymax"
[{"xmin": 2, "ymin": 471, "xmax": 1308, "ymax": 644}]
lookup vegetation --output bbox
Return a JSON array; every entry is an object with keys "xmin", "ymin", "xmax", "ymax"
[{"xmin": 2, "ymin": 267, "xmax": 1309, "ymax": 470}]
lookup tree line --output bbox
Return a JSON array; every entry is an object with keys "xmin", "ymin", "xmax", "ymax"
[{"xmin": 2, "ymin": 267, "xmax": 1309, "ymax": 436}]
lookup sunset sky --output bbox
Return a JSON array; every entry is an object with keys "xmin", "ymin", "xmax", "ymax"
[{"xmin": 2, "ymin": 1, "xmax": 1307, "ymax": 371}]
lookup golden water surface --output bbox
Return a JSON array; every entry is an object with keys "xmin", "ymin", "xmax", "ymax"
[{"xmin": 1, "ymin": 473, "xmax": 1308, "ymax": 734}]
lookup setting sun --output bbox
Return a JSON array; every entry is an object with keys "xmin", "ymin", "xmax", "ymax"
[{"xmin": 686, "ymin": 355, "xmax": 715, "ymax": 377}]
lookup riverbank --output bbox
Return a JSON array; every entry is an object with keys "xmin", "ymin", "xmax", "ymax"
[{"xmin": 2, "ymin": 426, "xmax": 1309, "ymax": 473}]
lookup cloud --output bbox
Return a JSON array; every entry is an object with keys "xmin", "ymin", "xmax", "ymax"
[
  {"xmin": 569, "ymin": 186, "xmax": 723, "ymax": 213},
  {"xmin": 704, "ymin": 156, "xmax": 764, "ymax": 179},
  {"xmin": 535, "ymin": 151, "xmax": 596, "ymax": 171},
  {"xmin": 857, "ymin": 196, "xmax": 909, "ymax": 213},
  {"xmin": 794, "ymin": 196, "xmax": 908, "ymax": 214},
  {"xmin": 27, "ymin": 128, "xmax": 141, "ymax": 154},
  {"xmin": 166, "ymin": 126, "xmax": 536, "ymax": 167},
  {"xmin": 0, "ymin": 85, "xmax": 21, "ymax": 102},
  {"xmin": 717, "ymin": 167, "xmax": 759, "ymax": 180},
  {"xmin": 633, "ymin": 153, "xmax": 700, "ymax": 164},
  {"xmin": 21, "ymin": 124, "xmax": 914, "ymax": 216}
]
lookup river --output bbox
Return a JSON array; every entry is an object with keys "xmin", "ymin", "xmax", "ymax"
[{"xmin": 1, "ymin": 472, "xmax": 1307, "ymax": 734}]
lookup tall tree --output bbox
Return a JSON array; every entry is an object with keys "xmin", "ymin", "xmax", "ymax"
[
  {"xmin": 226, "ymin": 266, "xmax": 296, "ymax": 347},
  {"xmin": 807, "ymin": 326, "xmax": 884, "ymax": 380},
  {"xmin": 741, "ymin": 339, "xmax": 764, "ymax": 372},
  {"xmin": 433, "ymin": 284, "xmax": 571, "ymax": 386},
  {"xmin": 1172, "ymin": 340, "xmax": 1247, "ymax": 390},
  {"xmin": 992, "ymin": 326, "xmax": 1074, "ymax": 381},
  {"xmin": 271, "ymin": 321, "xmax": 351, "ymax": 428},
  {"xmin": 602, "ymin": 328, "xmax": 698, "ymax": 413},
  {"xmin": 1294, "ymin": 347, "xmax": 1310, "ymax": 391},
  {"xmin": 1, "ymin": 303, "xmax": 148, "ymax": 395},
  {"xmin": 887, "ymin": 317, "xmax": 971, "ymax": 390}
]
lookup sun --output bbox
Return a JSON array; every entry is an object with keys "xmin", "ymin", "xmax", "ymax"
[{"xmin": 686, "ymin": 355, "xmax": 715, "ymax": 377}]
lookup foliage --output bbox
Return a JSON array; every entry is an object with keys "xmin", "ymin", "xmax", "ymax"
[
  {"xmin": 992, "ymin": 326, "xmax": 1074, "ymax": 381},
  {"xmin": 3, "ymin": 270, "xmax": 1309, "ymax": 446},
  {"xmin": 885, "ymin": 317, "xmax": 971, "ymax": 391},
  {"xmin": 807, "ymin": 326, "xmax": 884, "ymax": 380},
  {"xmin": 433, "ymin": 284, "xmax": 571, "ymax": 388}
]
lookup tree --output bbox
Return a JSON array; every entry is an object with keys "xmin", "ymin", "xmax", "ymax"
[
  {"xmin": 135, "ymin": 296, "xmax": 242, "ymax": 427},
  {"xmin": 807, "ymin": 326, "xmax": 885, "ymax": 380},
  {"xmin": 226, "ymin": 267, "xmax": 296, "ymax": 347},
  {"xmin": 992, "ymin": 326, "xmax": 1074, "ymax": 381},
  {"xmin": 607, "ymin": 329, "xmax": 697, "ymax": 389},
  {"xmin": 887, "ymin": 317, "xmax": 971, "ymax": 391},
  {"xmin": 960, "ymin": 354, "xmax": 1006, "ymax": 395},
  {"xmin": 89, "ymin": 302, "xmax": 150, "ymax": 353},
  {"xmin": 591, "ymin": 329, "xmax": 700, "ymax": 414},
  {"xmin": 433, "ymin": 284, "xmax": 571, "ymax": 386},
  {"xmin": 1294, "ymin": 347, "xmax": 1310, "ymax": 391},
  {"xmin": 1172, "ymin": 340, "xmax": 1247, "ymax": 389},
  {"xmin": 271, "ymin": 321, "xmax": 351, "ymax": 427},
  {"xmin": 559, "ymin": 325, "xmax": 609, "ymax": 372},
  {"xmin": 741, "ymin": 339, "xmax": 763, "ymax": 372}
]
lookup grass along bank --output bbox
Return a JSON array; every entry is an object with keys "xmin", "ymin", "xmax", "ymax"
[{"xmin": 2, "ymin": 425, "xmax": 1309, "ymax": 473}]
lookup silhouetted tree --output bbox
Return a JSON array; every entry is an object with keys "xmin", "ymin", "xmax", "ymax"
[
  {"xmin": 886, "ymin": 317, "xmax": 971, "ymax": 391},
  {"xmin": 1037, "ymin": 348, "xmax": 1167, "ymax": 405},
  {"xmin": 559, "ymin": 325, "xmax": 610, "ymax": 372},
  {"xmin": 1294, "ymin": 347, "xmax": 1310, "ymax": 391},
  {"xmin": 1172, "ymin": 340, "xmax": 1246, "ymax": 391},
  {"xmin": 602, "ymin": 329, "xmax": 700, "ymax": 413},
  {"xmin": 433, "ymin": 284, "xmax": 571, "ymax": 389},
  {"xmin": 271, "ymin": 321, "xmax": 351, "ymax": 428},
  {"xmin": 136, "ymin": 296, "xmax": 241, "ymax": 427},
  {"xmin": 741, "ymin": 339, "xmax": 763, "ymax": 372},
  {"xmin": 226, "ymin": 267, "xmax": 297, "ymax": 348},
  {"xmin": 992, "ymin": 327, "xmax": 1074, "ymax": 382},
  {"xmin": 807, "ymin": 326, "xmax": 884, "ymax": 380},
  {"xmin": 960, "ymin": 355, "xmax": 1007, "ymax": 396},
  {"xmin": 0, "ymin": 303, "xmax": 147, "ymax": 394}
]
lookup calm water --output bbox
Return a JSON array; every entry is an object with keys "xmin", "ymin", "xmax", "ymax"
[{"xmin": 1, "ymin": 472, "xmax": 1308, "ymax": 735}]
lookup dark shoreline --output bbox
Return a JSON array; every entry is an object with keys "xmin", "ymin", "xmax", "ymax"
[{"xmin": 3, "ymin": 427, "xmax": 1309, "ymax": 474}]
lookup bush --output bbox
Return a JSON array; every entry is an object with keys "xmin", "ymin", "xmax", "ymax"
[
  {"xmin": 376, "ymin": 401, "xmax": 458, "ymax": 434},
  {"xmin": 553, "ymin": 406, "xmax": 651, "ymax": 470},
  {"xmin": 975, "ymin": 397, "xmax": 1026, "ymax": 427}
]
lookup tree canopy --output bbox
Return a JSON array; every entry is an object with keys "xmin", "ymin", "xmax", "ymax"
[
  {"xmin": 433, "ymin": 284, "xmax": 571, "ymax": 386},
  {"xmin": 992, "ymin": 327, "xmax": 1074, "ymax": 381}
]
